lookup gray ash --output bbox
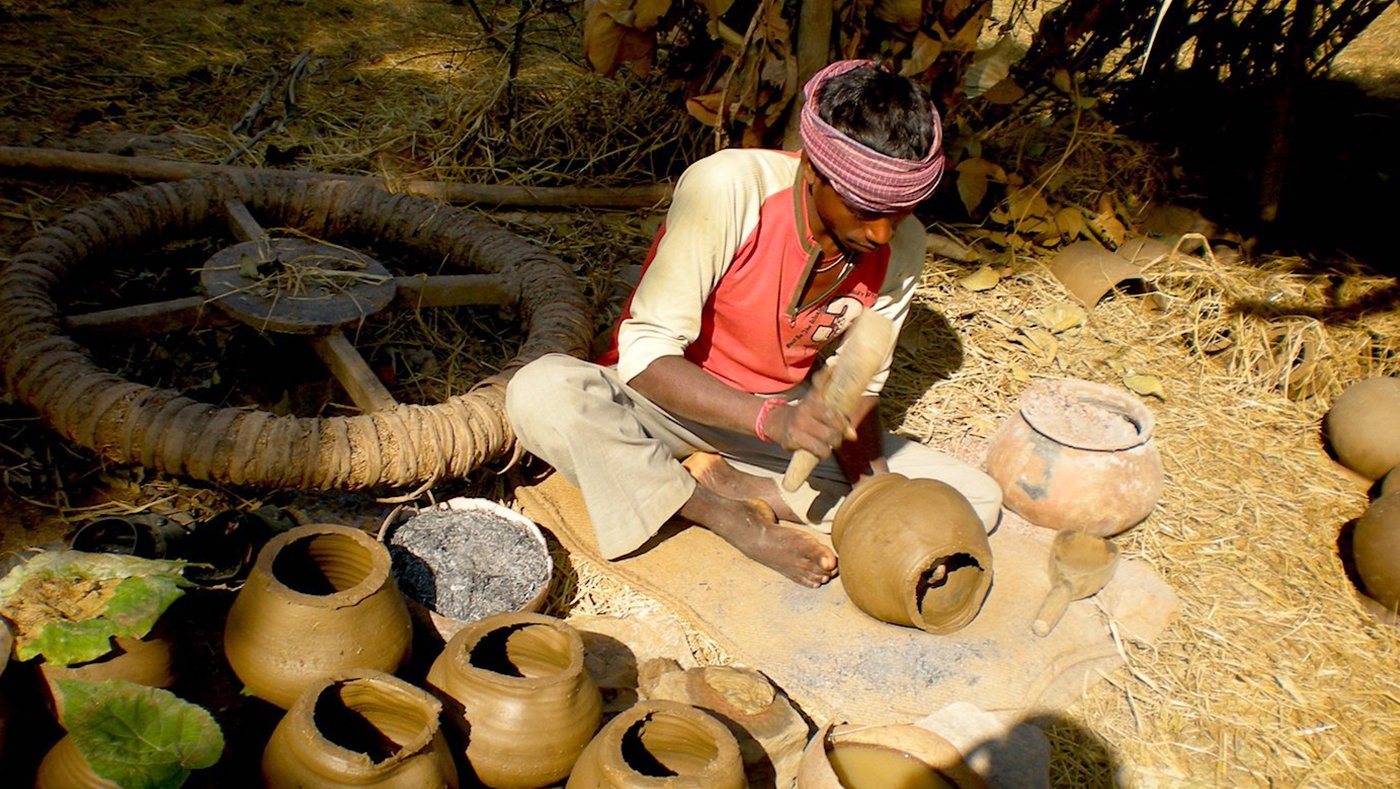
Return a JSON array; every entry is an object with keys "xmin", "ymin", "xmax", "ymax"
[{"xmin": 387, "ymin": 507, "xmax": 551, "ymax": 624}]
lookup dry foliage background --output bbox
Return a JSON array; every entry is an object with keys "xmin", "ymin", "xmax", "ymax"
[{"xmin": 0, "ymin": 0, "xmax": 1398, "ymax": 786}]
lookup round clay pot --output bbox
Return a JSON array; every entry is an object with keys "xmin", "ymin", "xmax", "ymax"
[
  {"xmin": 262, "ymin": 669, "xmax": 460, "ymax": 788},
  {"xmin": 426, "ymin": 612, "xmax": 601, "ymax": 788},
  {"xmin": 985, "ymin": 378, "xmax": 1164, "ymax": 536},
  {"xmin": 224, "ymin": 523, "xmax": 413, "ymax": 709},
  {"xmin": 566, "ymin": 699, "xmax": 746, "ymax": 788},
  {"xmin": 34, "ymin": 734, "xmax": 120, "ymax": 789},
  {"xmin": 831, "ymin": 474, "xmax": 993, "ymax": 634},
  {"xmin": 1353, "ymin": 493, "xmax": 1400, "ymax": 611},
  {"xmin": 40, "ymin": 631, "xmax": 176, "ymax": 717},
  {"xmin": 1325, "ymin": 377, "xmax": 1400, "ymax": 481},
  {"xmin": 795, "ymin": 722, "xmax": 985, "ymax": 788}
]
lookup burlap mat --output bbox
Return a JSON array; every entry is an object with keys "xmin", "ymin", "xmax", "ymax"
[{"xmin": 516, "ymin": 472, "xmax": 1179, "ymax": 724}]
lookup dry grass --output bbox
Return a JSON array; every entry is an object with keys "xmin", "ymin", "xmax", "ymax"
[{"xmin": 1, "ymin": 2, "xmax": 1399, "ymax": 786}]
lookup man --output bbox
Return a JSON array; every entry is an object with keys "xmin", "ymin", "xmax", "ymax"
[{"xmin": 506, "ymin": 60, "xmax": 1002, "ymax": 588}]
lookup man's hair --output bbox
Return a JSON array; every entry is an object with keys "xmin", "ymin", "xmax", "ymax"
[{"xmin": 816, "ymin": 65, "xmax": 937, "ymax": 162}]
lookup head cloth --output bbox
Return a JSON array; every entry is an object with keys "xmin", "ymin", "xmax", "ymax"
[{"xmin": 798, "ymin": 59, "xmax": 945, "ymax": 213}]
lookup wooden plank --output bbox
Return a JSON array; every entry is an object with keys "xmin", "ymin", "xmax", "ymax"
[
  {"xmin": 310, "ymin": 331, "xmax": 397, "ymax": 413},
  {"xmin": 391, "ymin": 274, "xmax": 518, "ymax": 308},
  {"xmin": 65, "ymin": 296, "xmax": 231, "ymax": 335},
  {"xmin": 223, "ymin": 199, "xmax": 267, "ymax": 242}
]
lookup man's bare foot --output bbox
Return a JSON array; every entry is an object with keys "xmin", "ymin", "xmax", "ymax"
[
  {"xmin": 682, "ymin": 452, "xmax": 800, "ymax": 522},
  {"xmin": 678, "ymin": 484, "xmax": 836, "ymax": 588}
]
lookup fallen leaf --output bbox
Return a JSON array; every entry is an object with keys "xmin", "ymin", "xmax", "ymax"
[
  {"xmin": 1054, "ymin": 206, "xmax": 1085, "ymax": 239},
  {"xmin": 959, "ymin": 266, "xmax": 1001, "ymax": 291},
  {"xmin": 1052, "ymin": 69, "xmax": 1073, "ymax": 93},
  {"xmin": 957, "ymin": 170, "xmax": 988, "ymax": 215},
  {"xmin": 1017, "ymin": 326, "xmax": 1058, "ymax": 362},
  {"xmin": 1039, "ymin": 303, "xmax": 1087, "ymax": 333},
  {"xmin": 982, "ymin": 78, "xmax": 1025, "ymax": 104},
  {"xmin": 1124, "ymin": 373, "xmax": 1167, "ymax": 400},
  {"xmin": 1010, "ymin": 363, "xmax": 1031, "ymax": 383},
  {"xmin": 901, "ymin": 33, "xmax": 943, "ymax": 76},
  {"xmin": 873, "ymin": 0, "xmax": 922, "ymax": 32}
]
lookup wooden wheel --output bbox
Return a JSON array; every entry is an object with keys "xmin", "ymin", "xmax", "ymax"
[{"xmin": 0, "ymin": 172, "xmax": 592, "ymax": 489}]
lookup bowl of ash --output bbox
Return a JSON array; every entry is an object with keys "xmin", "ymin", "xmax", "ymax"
[{"xmin": 384, "ymin": 499, "xmax": 553, "ymax": 642}]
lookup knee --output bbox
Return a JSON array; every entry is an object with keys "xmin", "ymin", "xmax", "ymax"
[
  {"xmin": 964, "ymin": 469, "xmax": 1005, "ymax": 531},
  {"xmin": 505, "ymin": 354, "xmax": 611, "ymax": 434}
]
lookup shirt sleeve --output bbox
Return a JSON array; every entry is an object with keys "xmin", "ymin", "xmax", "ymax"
[
  {"xmin": 858, "ymin": 216, "xmax": 926, "ymax": 397},
  {"xmin": 615, "ymin": 152, "xmax": 760, "ymax": 384}
]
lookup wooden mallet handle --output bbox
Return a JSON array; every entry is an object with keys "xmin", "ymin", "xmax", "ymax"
[{"xmin": 781, "ymin": 311, "xmax": 894, "ymax": 492}]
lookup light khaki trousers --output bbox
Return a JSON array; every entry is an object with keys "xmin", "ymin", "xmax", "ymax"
[{"xmin": 505, "ymin": 354, "xmax": 1002, "ymax": 559}]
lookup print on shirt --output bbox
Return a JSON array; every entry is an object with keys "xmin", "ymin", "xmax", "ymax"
[{"xmin": 787, "ymin": 294, "xmax": 868, "ymax": 349}]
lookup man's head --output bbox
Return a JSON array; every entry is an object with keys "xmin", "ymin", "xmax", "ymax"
[{"xmin": 798, "ymin": 60, "xmax": 945, "ymax": 216}]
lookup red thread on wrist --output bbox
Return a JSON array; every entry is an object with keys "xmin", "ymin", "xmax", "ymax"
[{"xmin": 754, "ymin": 397, "xmax": 786, "ymax": 443}]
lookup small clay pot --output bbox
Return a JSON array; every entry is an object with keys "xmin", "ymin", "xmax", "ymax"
[
  {"xmin": 34, "ymin": 734, "xmax": 120, "ymax": 789},
  {"xmin": 985, "ymin": 378, "xmax": 1164, "ymax": 536},
  {"xmin": 1353, "ymin": 493, "xmax": 1400, "ymax": 611},
  {"xmin": 224, "ymin": 524, "xmax": 413, "ymax": 709},
  {"xmin": 1325, "ymin": 377, "xmax": 1400, "ymax": 481},
  {"xmin": 566, "ymin": 699, "xmax": 746, "ymax": 788},
  {"xmin": 262, "ymin": 669, "xmax": 460, "ymax": 788},
  {"xmin": 795, "ymin": 722, "xmax": 985, "ymax": 788},
  {"xmin": 426, "ymin": 612, "xmax": 602, "ymax": 788},
  {"xmin": 40, "ymin": 631, "xmax": 176, "ymax": 717},
  {"xmin": 831, "ymin": 474, "xmax": 993, "ymax": 634}
]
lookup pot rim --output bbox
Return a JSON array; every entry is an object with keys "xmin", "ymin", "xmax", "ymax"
[
  {"xmin": 898, "ymin": 548, "xmax": 992, "ymax": 634},
  {"xmin": 251, "ymin": 523, "xmax": 391, "ymax": 608},
  {"xmin": 442, "ymin": 612, "xmax": 587, "ymax": 689},
  {"xmin": 281, "ymin": 668, "xmax": 443, "ymax": 777},
  {"xmin": 1018, "ymin": 378, "xmax": 1155, "ymax": 452},
  {"xmin": 594, "ymin": 699, "xmax": 741, "ymax": 786},
  {"xmin": 807, "ymin": 721, "xmax": 986, "ymax": 787}
]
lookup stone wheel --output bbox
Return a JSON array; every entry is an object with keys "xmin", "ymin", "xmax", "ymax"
[{"xmin": 0, "ymin": 172, "xmax": 593, "ymax": 489}]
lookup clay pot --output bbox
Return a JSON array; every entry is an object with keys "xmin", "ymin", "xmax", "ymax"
[
  {"xmin": 795, "ymin": 722, "xmax": 985, "ymax": 788},
  {"xmin": 224, "ymin": 524, "xmax": 413, "ymax": 709},
  {"xmin": 1383, "ymin": 465, "xmax": 1398, "ymax": 499},
  {"xmin": 34, "ymin": 734, "xmax": 120, "ymax": 788},
  {"xmin": 262, "ymin": 669, "xmax": 459, "ymax": 788},
  {"xmin": 1353, "ymin": 493, "xmax": 1400, "ymax": 611},
  {"xmin": 831, "ymin": 474, "xmax": 993, "ymax": 634},
  {"xmin": 985, "ymin": 378, "xmax": 1164, "ymax": 536},
  {"xmin": 426, "ymin": 612, "xmax": 601, "ymax": 788},
  {"xmin": 1325, "ymin": 377, "xmax": 1400, "ymax": 480},
  {"xmin": 40, "ymin": 631, "xmax": 176, "ymax": 717},
  {"xmin": 566, "ymin": 699, "xmax": 746, "ymax": 788}
]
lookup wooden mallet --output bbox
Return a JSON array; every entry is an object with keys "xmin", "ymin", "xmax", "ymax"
[{"xmin": 780, "ymin": 311, "xmax": 894, "ymax": 492}]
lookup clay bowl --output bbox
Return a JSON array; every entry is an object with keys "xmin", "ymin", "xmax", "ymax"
[
  {"xmin": 385, "ymin": 499, "xmax": 552, "ymax": 643},
  {"xmin": 796, "ymin": 721, "xmax": 985, "ymax": 788},
  {"xmin": 1325, "ymin": 376, "xmax": 1400, "ymax": 480}
]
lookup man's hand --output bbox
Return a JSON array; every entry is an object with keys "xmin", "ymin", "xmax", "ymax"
[{"xmin": 763, "ymin": 390, "xmax": 858, "ymax": 459}]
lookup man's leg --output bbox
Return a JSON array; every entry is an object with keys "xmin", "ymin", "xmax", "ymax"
[{"xmin": 505, "ymin": 355, "xmax": 835, "ymax": 586}]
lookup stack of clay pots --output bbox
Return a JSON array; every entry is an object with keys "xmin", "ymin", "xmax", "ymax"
[{"xmin": 1325, "ymin": 377, "xmax": 1400, "ymax": 620}]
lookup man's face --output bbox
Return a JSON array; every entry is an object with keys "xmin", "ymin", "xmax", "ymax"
[{"xmin": 808, "ymin": 174, "xmax": 912, "ymax": 256}]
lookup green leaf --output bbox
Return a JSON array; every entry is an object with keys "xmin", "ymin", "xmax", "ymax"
[
  {"xmin": 55, "ymin": 679, "xmax": 224, "ymax": 789},
  {"xmin": 0, "ymin": 552, "xmax": 188, "ymax": 666}
]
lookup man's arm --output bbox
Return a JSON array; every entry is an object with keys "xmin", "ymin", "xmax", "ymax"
[
  {"xmin": 833, "ymin": 396, "xmax": 889, "ymax": 482},
  {"xmin": 630, "ymin": 356, "xmax": 856, "ymax": 460}
]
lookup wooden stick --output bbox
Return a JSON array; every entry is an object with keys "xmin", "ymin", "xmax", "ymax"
[{"xmin": 0, "ymin": 146, "xmax": 674, "ymax": 210}]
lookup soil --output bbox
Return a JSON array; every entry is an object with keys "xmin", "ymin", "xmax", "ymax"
[{"xmin": 1019, "ymin": 382, "xmax": 1148, "ymax": 450}]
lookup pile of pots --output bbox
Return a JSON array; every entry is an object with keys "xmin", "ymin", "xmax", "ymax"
[{"xmin": 220, "ymin": 521, "xmax": 985, "ymax": 787}]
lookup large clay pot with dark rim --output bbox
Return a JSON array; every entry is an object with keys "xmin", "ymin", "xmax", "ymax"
[
  {"xmin": 426, "ymin": 612, "xmax": 601, "ymax": 788},
  {"xmin": 795, "ymin": 721, "xmax": 985, "ymax": 788},
  {"xmin": 262, "ymin": 669, "xmax": 459, "ymax": 788},
  {"xmin": 831, "ymin": 474, "xmax": 993, "ymax": 634},
  {"xmin": 985, "ymin": 378, "xmax": 1164, "ymax": 536},
  {"xmin": 34, "ymin": 734, "xmax": 120, "ymax": 789},
  {"xmin": 224, "ymin": 523, "xmax": 413, "ymax": 709},
  {"xmin": 1353, "ymin": 493, "xmax": 1400, "ymax": 611},
  {"xmin": 566, "ymin": 699, "xmax": 747, "ymax": 788}
]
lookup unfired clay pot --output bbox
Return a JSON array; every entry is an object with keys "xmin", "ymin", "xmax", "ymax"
[
  {"xmin": 985, "ymin": 378, "xmax": 1164, "ymax": 536},
  {"xmin": 1325, "ymin": 377, "xmax": 1400, "ymax": 480},
  {"xmin": 224, "ymin": 523, "xmax": 413, "ymax": 709},
  {"xmin": 262, "ymin": 669, "xmax": 459, "ymax": 788},
  {"xmin": 1353, "ymin": 493, "xmax": 1400, "ymax": 611},
  {"xmin": 831, "ymin": 474, "xmax": 993, "ymax": 634},
  {"xmin": 566, "ymin": 699, "xmax": 746, "ymax": 788},
  {"xmin": 426, "ymin": 612, "xmax": 601, "ymax": 788},
  {"xmin": 40, "ymin": 631, "xmax": 177, "ymax": 717},
  {"xmin": 34, "ymin": 734, "xmax": 120, "ymax": 789},
  {"xmin": 795, "ymin": 722, "xmax": 985, "ymax": 788}
]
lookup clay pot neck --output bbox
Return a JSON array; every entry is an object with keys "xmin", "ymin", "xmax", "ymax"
[
  {"xmin": 1019, "ymin": 379, "xmax": 1154, "ymax": 452},
  {"xmin": 910, "ymin": 553, "xmax": 987, "ymax": 632},
  {"xmin": 303, "ymin": 677, "xmax": 440, "ymax": 774},
  {"xmin": 261, "ymin": 527, "xmax": 389, "ymax": 608},
  {"xmin": 606, "ymin": 710, "xmax": 731, "ymax": 783},
  {"xmin": 454, "ymin": 620, "xmax": 583, "ymax": 688}
]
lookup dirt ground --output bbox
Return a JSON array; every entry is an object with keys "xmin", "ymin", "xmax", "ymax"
[{"xmin": 1, "ymin": 1, "xmax": 1398, "ymax": 786}]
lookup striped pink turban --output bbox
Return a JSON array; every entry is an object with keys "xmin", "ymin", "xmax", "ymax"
[{"xmin": 799, "ymin": 60, "xmax": 945, "ymax": 214}]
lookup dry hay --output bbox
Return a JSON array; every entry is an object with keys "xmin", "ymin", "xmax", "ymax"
[{"xmin": 899, "ymin": 246, "xmax": 1400, "ymax": 785}]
